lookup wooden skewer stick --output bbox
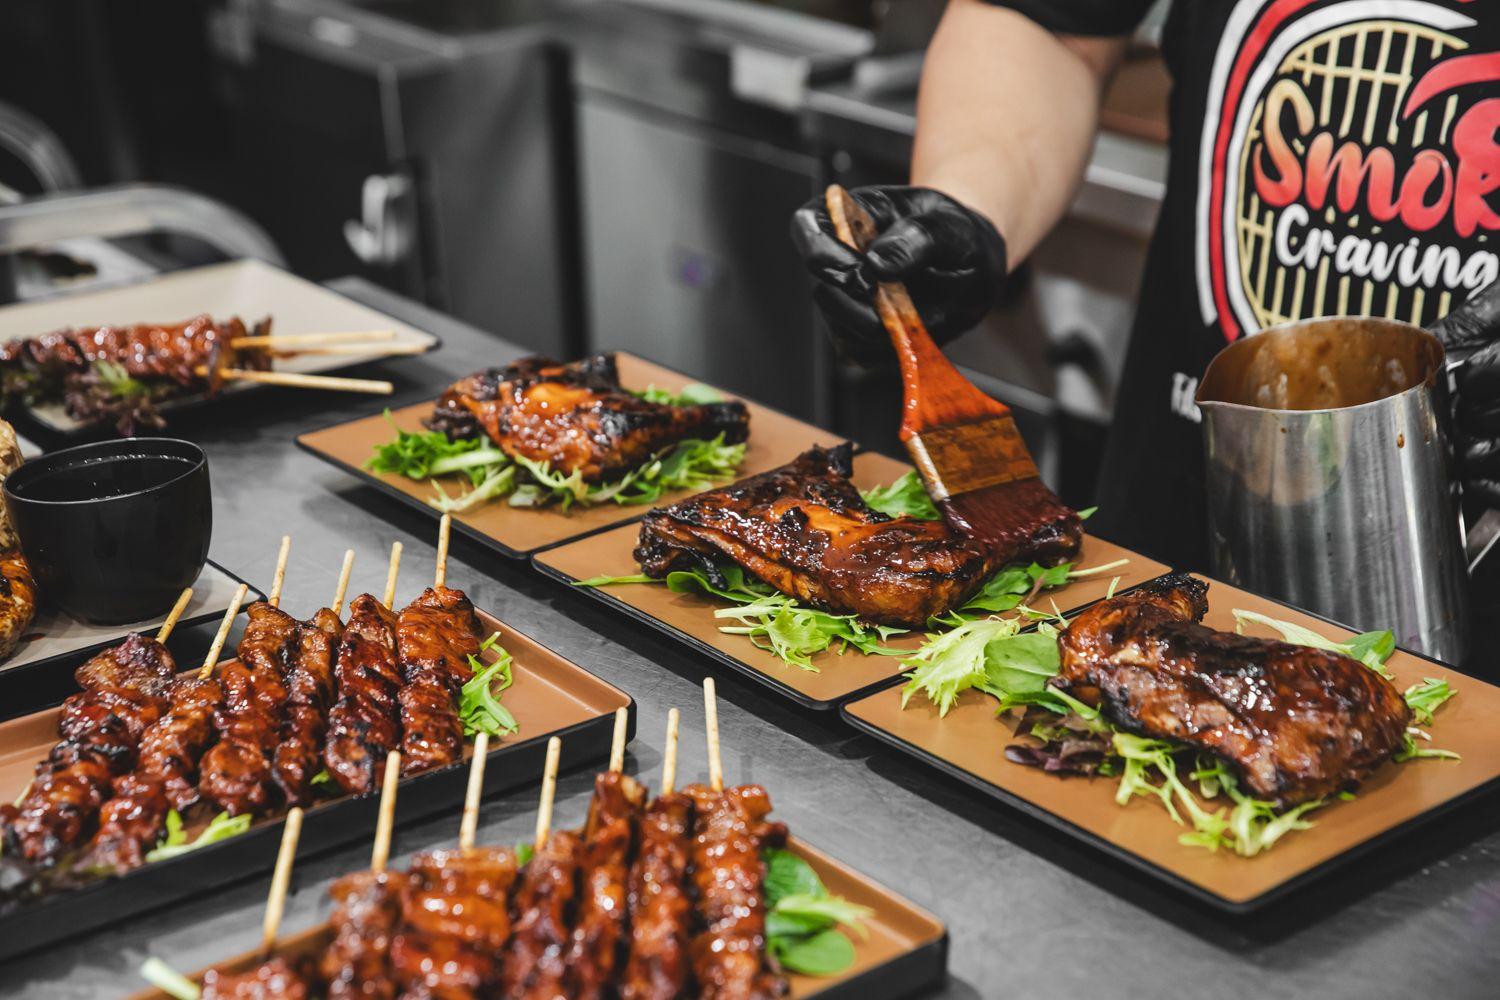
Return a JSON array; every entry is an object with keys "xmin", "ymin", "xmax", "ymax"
[
  {"xmin": 383, "ymin": 542, "xmax": 403, "ymax": 609},
  {"xmin": 194, "ymin": 366, "xmax": 395, "ymax": 396},
  {"xmin": 370, "ymin": 750, "xmax": 402, "ymax": 873},
  {"xmin": 331, "ymin": 549, "xmax": 356, "ymax": 617},
  {"xmin": 608, "ymin": 707, "xmax": 629, "ymax": 774},
  {"xmin": 533, "ymin": 736, "xmax": 562, "ymax": 852},
  {"xmin": 230, "ymin": 330, "xmax": 398, "ymax": 349},
  {"xmin": 661, "ymin": 708, "xmax": 681, "ymax": 796},
  {"xmin": 434, "ymin": 514, "xmax": 452, "ymax": 589},
  {"xmin": 261, "ymin": 806, "xmax": 304, "ymax": 955},
  {"xmin": 459, "ymin": 732, "xmax": 490, "ymax": 854},
  {"xmin": 268, "ymin": 535, "xmax": 292, "ymax": 607},
  {"xmin": 198, "ymin": 584, "xmax": 249, "ymax": 680},
  {"xmin": 279, "ymin": 343, "xmax": 428, "ymax": 358},
  {"xmin": 704, "ymin": 678, "xmax": 723, "ymax": 793},
  {"xmin": 154, "ymin": 587, "xmax": 195, "ymax": 643}
]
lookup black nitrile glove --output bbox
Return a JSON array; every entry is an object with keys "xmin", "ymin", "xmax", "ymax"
[
  {"xmin": 790, "ymin": 185, "xmax": 1008, "ymax": 366},
  {"xmin": 1432, "ymin": 281, "xmax": 1500, "ymax": 506}
]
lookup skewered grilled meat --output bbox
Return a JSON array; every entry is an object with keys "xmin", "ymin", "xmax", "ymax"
[
  {"xmin": 201, "ymin": 957, "xmax": 311, "ymax": 1000},
  {"xmin": 1055, "ymin": 574, "xmax": 1413, "ymax": 806},
  {"xmin": 687, "ymin": 784, "xmax": 788, "ymax": 1000},
  {"xmin": 394, "ymin": 587, "xmax": 482, "ymax": 777},
  {"xmin": 273, "ymin": 608, "xmax": 342, "ymax": 806},
  {"xmin": 622, "ymin": 791, "xmax": 695, "ymax": 1000},
  {"xmin": 324, "ymin": 595, "xmax": 403, "ymax": 796},
  {"xmin": 390, "ymin": 846, "xmax": 518, "ymax": 999},
  {"xmin": 500, "ymin": 829, "xmax": 582, "ymax": 999},
  {"xmin": 322, "ymin": 869, "xmax": 408, "ymax": 1000},
  {"xmin": 74, "ymin": 772, "xmax": 170, "ymax": 875},
  {"xmin": 566, "ymin": 771, "xmax": 647, "ymax": 1000},
  {"xmin": 3, "ymin": 635, "xmax": 176, "ymax": 866},
  {"xmin": 427, "ymin": 353, "xmax": 750, "ymax": 483},
  {"xmin": 636, "ymin": 443, "xmax": 1008, "ymax": 628},
  {"xmin": 200, "ymin": 603, "xmax": 299, "ymax": 816},
  {"xmin": 0, "ymin": 421, "xmax": 35, "ymax": 663}
]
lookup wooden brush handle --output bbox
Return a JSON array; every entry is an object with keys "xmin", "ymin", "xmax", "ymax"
[{"xmin": 824, "ymin": 185, "xmax": 1010, "ymax": 441}]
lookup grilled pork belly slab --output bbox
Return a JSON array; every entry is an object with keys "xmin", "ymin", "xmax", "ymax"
[
  {"xmin": 1056, "ymin": 574, "xmax": 1412, "ymax": 805},
  {"xmin": 427, "ymin": 353, "xmax": 750, "ymax": 483},
  {"xmin": 635, "ymin": 443, "xmax": 998, "ymax": 628}
]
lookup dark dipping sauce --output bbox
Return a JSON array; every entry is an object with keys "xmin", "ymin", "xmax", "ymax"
[{"xmin": 11, "ymin": 454, "xmax": 198, "ymax": 504}]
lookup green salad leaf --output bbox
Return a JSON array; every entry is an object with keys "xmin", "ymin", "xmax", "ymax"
[
  {"xmin": 860, "ymin": 470, "xmax": 941, "ymax": 521},
  {"xmin": 1232, "ymin": 609, "xmax": 1395, "ymax": 677},
  {"xmin": 762, "ymin": 848, "xmax": 871, "ymax": 977},
  {"xmin": 145, "ymin": 810, "xmax": 252, "ymax": 862},
  {"xmin": 366, "ymin": 411, "xmax": 509, "ymax": 485},
  {"xmin": 631, "ymin": 382, "xmax": 726, "ymax": 406},
  {"xmin": 139, "ymin": 957, "xmax": 200, "ymax": 1000},
  {"xmin": 459, "ymin": 632, "xmax": 519, "ymax": 737},
  {"xmin": 94, "ymin": 360, "xmax": 150, "ymax": 400}
]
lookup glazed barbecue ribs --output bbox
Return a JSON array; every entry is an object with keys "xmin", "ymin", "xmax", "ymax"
[
  {"xmin": 634, "ymin": 444, "xmax": 1001, "ymax": 628},
  {"xmin": 427, "ymin": 353, "xmax": 749, "ymax": 482},
  {"xmin": 1056, "ymin": 574, "xmax": 1412, "ymax": 805}
]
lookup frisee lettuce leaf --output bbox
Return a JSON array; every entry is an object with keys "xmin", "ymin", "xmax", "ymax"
[
  {"xmin": 144, "ymin": 810, "xmax": 251, "ymax": 862},
  {"xmin": 860, "ymin": 470, "xmax": 941, "ymax": 521},
  {"xmin": 1232, "ymin": 609, "xmax": 1395, "ymax": 677},
  {"xmin": 458, "ymin": 632, "xmax": 518, "ymax": 737},
  {"xmin": 139, "ymin": 957, "xmax": 200, "ymax": 1000},
  {"xmin": 762, "ymin": 848, "xmax": 871, "ymax": 977}
]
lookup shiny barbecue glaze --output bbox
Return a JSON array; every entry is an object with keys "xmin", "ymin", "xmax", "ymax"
[
  {"xmin": 273, "ymin": 609, "xmax": 342, "ymax": 807},
  {"xmin": 636, "ymin": 443, "xmax": 999, "ymax": 628},
  {"xmin": 322, "ymin": 870, "xmax": 408, "ymax": 1000},
  {"xmin": 0, "ymin": 548, "xmax": 37, "ymax": 663},
  {"xmin": 621, "ymin": 791, "xmax": 695, "ymax": 1000},
  {"xmin": 199, "ymin": 603, "xmax": 299, "ymax": 817},
  {"xmin": 0, "ymin": 314, "xmax": 266, "ymax": 386},
  {"xmin": 686, "ymin": 784, "xmax": 789, "ymax": 1000},
  {"xmin": 427, "ymin": 353, "xmax": 750, "ymax": 482},
  {"xmin": 1056, "ymin": 574, "xmax": 1412, "ymax": 805},
  {"xmin": 566, "ymin": 771, "xmax": 648, "ymax": 1000},
  {"xmin": 394, "ymin": 586, "xmax": 482, "ymax": 778},
  {"xmin": 74, "ymin": 772, "xmax": 171, "ymax": 876},
  {"xmin": 3, "ymin": 635, "xmax": 175, "ymax": 867},
  {"xmin": 390, "ymin": 846, "xmax": 519, "ymax": 999},
  {"xmin": 323, "ymin": 595, "xmax": 403, "ymax": 796},
  {"xmin": 500, "ymin": 828, "xmax": 582, "ymax": 999},
  {"xmin": 201, "ymin": 956, "xmax": 311, "ymax": 1000}
]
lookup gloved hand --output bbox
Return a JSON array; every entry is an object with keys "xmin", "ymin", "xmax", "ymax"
[
  {"xmin": 1431, "ymin": 281, "xmax": 1500, "ymax": 505},
  {"xmin": 789, "ymin": 185, "xmax": 1008, "ymax": 366}
]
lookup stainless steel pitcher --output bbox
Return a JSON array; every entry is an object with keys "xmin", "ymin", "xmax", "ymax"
[{"xmin": 1195, "ymin": 316, "xmax": 1469, "ymax": 664}]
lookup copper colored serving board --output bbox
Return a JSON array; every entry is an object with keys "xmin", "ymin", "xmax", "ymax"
[
  {"xmin": 295, "ymin": 353, "xmax": 846, "ymax": 559},
  {"xmin": 0, "ymin": 609, "xmax": 631, "ymax": 961},
  {"xmin": 535, "ymin": 451, "xmax": 1168, "ymax": 709},
  {"xmin": 125, "ymin": 838, "xmax": 947, "ymax": 1000},
  {"xmin": 842, "ymin": 574, "xmax": 1500, "ymax": 912}
]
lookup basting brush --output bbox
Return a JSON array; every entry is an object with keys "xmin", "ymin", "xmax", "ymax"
[{"xmin": 825, "ymin": 184, "xmax": 1081, "ymax": 564}]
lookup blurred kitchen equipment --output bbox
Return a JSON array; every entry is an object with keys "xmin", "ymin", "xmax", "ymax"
[{"xmin": 1196, "ymin": 317, "xmax": 1469, "ymax": 664}]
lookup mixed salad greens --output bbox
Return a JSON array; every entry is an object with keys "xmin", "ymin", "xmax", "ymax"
[
  {"xmin": 366, "ymin": 384, "xmax": 746, "ymax": 513},
  {"xmin": 763, "ymin": 847, "xmax": 872, "ymax": 976}
]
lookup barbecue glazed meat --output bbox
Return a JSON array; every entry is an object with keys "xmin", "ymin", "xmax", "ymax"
[
  {"xmin": 394, "ymin": 586, "xmax": 482, "ymax": 777},
  {"xmin": 427, "ymin": 353, "xmax": 750, "ymax": 482},
  {"xmin": 500, "ymin": 829, "xmax": 582, "ymax": 999},
  {"xmin": 273, "ymin": 608, "xmax": 342, "ymax": 806},
  {"xmin": 74, "ymin": 771, "xmax": 170, "ymax": 876},
  {"xmin": 566, "ymin": 771, "xmax": 648, "ymax": 1000},
  {"xmin": 200, "ymin": 957, "xmax": 310, "ymax": 1000},
  {"xmin": 0, "ymin": 422, "xmax": 34, "ymax": 663},
  {"xmin": 687, "ymin": 784, "xmax": 789, "ymax": 1000},
  {"xmin": 322, "ymin": 869, "xmax": 408, "ymax": 1000},
  {"xmin": 324, "ymin": 595, "xmax": 403, "ymax": 796},
  {"xmin": 200, "ymin": 602, "xmax": 298, "ymax": 816},
  {"xmin": 391, "ymin": 846, "xmax": 518, "ymax": 999},
  {"xmin": 636, "ymin": 443, "xmax": 1001, "ymax": 628},
  {"xmin": 3, "ymin": 636, "xmax": 175, "ymax": 866},
  {"xmin": 621, "ymin": 791, "xmax": 695, "ymax": 1000},
  {"xmin": 0, "ymin": 314, "xmax": 266, "ymax": 386},
  {"xmin": 1056, "ymin": 574, "xmax": 1413, "ymax": 806}
]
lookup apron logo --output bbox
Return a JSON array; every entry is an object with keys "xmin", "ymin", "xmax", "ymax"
[{"xmin": 1194, "ymin": 0, "xmax": 1497, "ymax": 341}]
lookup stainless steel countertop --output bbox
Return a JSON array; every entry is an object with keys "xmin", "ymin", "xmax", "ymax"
[{"xmin": 7, "ymin": 278, "xmax": 1500, "ymax": 999}]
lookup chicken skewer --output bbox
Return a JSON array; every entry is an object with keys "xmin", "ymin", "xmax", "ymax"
[
  {"xmin": 2, "ymin": 590, "xmax": 199, "ymax": 867},
  {"xmin": 199, "ymin": 540, "xmax": 300, "ymax": 817},
  {"xmin": 689, "ymin": 679, "xmax": 790, "ymax": 1000},
  {"xmin": 323, "ymin": 544, "xmax": 406, "ymax": 796},
  {"xmin": 500, "ymin": 735, "xmax": 581, "ymax": 999},
  {"xmin": 394, "ymin": 516, "xmax": 483, "ymax": 777},
  {"xmin": 76, "ymin": 585, "xmax": 251, "ymax": 875},
  {"xmin": 622, "ymin": 708, "xmax": 694, "ymax": 1000}
]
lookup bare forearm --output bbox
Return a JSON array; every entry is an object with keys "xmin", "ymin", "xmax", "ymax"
[{"xmin": 913, "ymin": 0, "xmax": 1126, "ymax": 264}]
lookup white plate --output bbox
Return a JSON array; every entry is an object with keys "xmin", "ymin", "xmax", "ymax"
[{"xmin": 0, "ymin": 259, "xmax": 440, "ymax": 432}]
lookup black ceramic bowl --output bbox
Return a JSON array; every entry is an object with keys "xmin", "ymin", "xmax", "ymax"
[{"xmin": 3, "ymin": 438, "xmax": 211, "ymax": 625}]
